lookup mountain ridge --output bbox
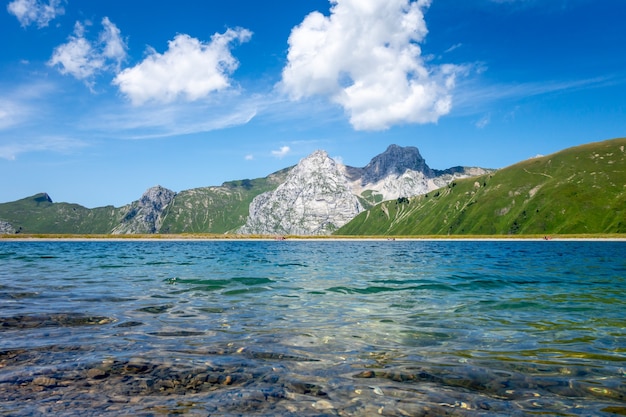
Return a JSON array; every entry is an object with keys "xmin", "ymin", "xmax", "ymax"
[
  {"xmin": 4, "ymin": 139, "xmax": 620, "ymax": 236},
  {"xmin": 337, "ymin": 137, "xmax": 626, "ymax": 236}
]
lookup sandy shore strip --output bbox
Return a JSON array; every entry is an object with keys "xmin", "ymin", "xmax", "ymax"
[{"xmin": 1, "ymin": 235, "xmax": 625, "ymax": 242}]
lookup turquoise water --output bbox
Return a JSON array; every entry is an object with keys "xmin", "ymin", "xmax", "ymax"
[{"xmin": 0, "ymin": 240, "xmax": 624, "ymax": 416}]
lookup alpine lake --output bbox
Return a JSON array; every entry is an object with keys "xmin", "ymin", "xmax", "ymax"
[{"xmin": 1, "ymin": 239, "xmax": 624, "ymax": 416}]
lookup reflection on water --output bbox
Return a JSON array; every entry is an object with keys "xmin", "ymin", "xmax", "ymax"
[{"xmin": 0, "ymin": 240, "xmax": 625, "ymax": 416}]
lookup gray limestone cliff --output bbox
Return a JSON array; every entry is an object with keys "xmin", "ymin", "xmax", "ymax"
[
  {"xmin": 0, "ymin": 220, "xmax": 15, "ymax": 234},
  {"xmin": 345, "ymin": 145, "xmax": 492, "ymax": 203},
  {"xmin": 239, "ymin": 150, "xmax": 363, "ymax": 235},
  {"xmin": 111, "ymin": 186, "xmax": 176, "ymax": 234},
  {"xmin": 359, "ymin": 144, "xmax": 434, "ymax": 183}
]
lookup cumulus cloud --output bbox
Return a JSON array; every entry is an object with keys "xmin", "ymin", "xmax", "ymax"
[
  {"xmin": 280, "ymin": 0, "xmax": 459, "ymax": 131},
  {"xmin": 271, "ymin": 146, "xmax": 290, "ymax": 158},
  {"xmin": 100, "ymin": 17, "xmax": 127, "ymax": 72},
  {"xmin": 7, "ymin": 0, "xmax": 64, "ymax": 28},
  {"xmin": 113, "ymin": 28, "xmax": 252, "ymax": 105},
  {"xmin": 48, "ymin": 18, "xmax": 127, "ymax": 85}
]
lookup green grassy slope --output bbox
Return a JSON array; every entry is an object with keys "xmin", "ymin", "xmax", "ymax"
[
  {"xmin": 151, "ymin": 168, "xmax": 291, "ymax": 234},
  {"xmin": 0, "ymin": 168, "xmax": 291, "ymax": 235},
  {"xmin": 0, "ymin": 193, "xmax": 126, "ymax": 234},
  {"xmin": 337, "ymin": 138, "xmax": 626, "ymax": 236}
]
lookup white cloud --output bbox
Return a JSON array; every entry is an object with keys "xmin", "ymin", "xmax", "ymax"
[
  {"xmin": 48, "ymin": 18, "xmax": 127, "ymax": 85},
  {"xmin": 280, "ymin": 0, "xmax": 460, "ymax": 131},
  {"xmin": 271, "ymin": 146, "xmax": 290, "ymax": 158},
  {"xmin": 475, "ymin": 113, "xmax": 490, "ymax": 128},
  {"xmin": 445, "ymin": 43, "xmax": 463, "ymax": 53},
  {"xmin": 49, "ymin": 21, "xmax": 104, "ymax": 81},
  {"xmin": 113, "ymin": 28, "xmax": 252, "ymax": 106},
  {"xmin": 245, "ymin": 154, "xmax": 254, "ymax": 160},
  {"xmin": 7, "ymin": 0, "xmax": 64, "ymax": 28},
  {"xmin": 99, "ymin": 17, "xmax": 128, "ymax": 72}
]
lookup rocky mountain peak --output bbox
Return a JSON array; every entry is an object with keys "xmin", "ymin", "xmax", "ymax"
[
  {"xmin": 239, "ymin": 150, "xmax": 363, "ymax": 235},
  {"xmin": 362, "ymin": 144, "xmax": 434, "ymax": 183},
  {"xmin": 139, "ymin": 186, "xmax": 176, "ymax": 211},
  {"xmin": 112, "ymin": 185, "xmax": 176, "ymax": 234}
]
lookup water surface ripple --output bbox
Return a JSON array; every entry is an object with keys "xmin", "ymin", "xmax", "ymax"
[{"xmin": 0, "ymin": 240, "xmax": 624, "ymax": 416}]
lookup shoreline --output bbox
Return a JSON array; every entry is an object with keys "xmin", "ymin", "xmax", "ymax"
[{"xmin": 1, "ymin": 234, "xmax": 625, "ymax": 242}]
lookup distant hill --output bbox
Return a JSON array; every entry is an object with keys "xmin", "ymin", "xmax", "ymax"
[
  {"xmin": 336, "ymin": 138, "xmax": 626, "ymax": 236},
  {"xmin": 0, "ymin": 193, "xmax": 125, "ymax": 234}
]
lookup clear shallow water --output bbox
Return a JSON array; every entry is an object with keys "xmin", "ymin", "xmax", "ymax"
[{"xmin": 0, "ymin": 240, "xmax": 624, "ymax": 416}]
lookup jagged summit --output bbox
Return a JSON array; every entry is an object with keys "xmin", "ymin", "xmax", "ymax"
[
  {"xmin": 361, "ymin": 144, "xmax": 434, "ymax": 183},
  {"xmin": 111, "ymin": 185, "xmax": 176, "ymax": 234}
]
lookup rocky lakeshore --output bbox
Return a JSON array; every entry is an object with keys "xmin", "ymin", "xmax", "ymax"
[{"xmin": 3, "ymin": 313, "xmax": 624, "ymax": 416}]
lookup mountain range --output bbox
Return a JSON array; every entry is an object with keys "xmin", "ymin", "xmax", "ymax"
[{"xmin": 0, "ymin": 145, "xmax": 490, "ymax": 235}]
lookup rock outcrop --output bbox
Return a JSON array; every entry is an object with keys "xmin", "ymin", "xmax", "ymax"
[
  {"xmin": 345, "ymin": 144, "xmax": 492, "ymax": 204},
  {"xmin": 239, "ymin": 150, "xmax": 363, "ymax": 235},
  {"xmin": 0, "ymin": 220, "xmax": 15, "ymax": 234},
  {"xmin": 111, "ymin": 186, "xmax": 176, "ymax": 234}
]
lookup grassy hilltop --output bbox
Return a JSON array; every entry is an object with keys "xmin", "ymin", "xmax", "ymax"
[
  {"xmin": 0, "ymin": 193, "xmax": 126, "ymax": 234},
  {"xmin": 337, "ymin": 138, "xmax": 626, "ymax": 236}
]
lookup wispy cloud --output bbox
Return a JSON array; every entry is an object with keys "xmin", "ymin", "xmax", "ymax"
[
  {"xmin": 444, "ymin": 43, "xmax": 463, "ymax": 53},
  {"xmin": 0, "ymin": 135, "xmax": 87, "ymax": 160},
  {"xmin": 100, "ymin": 17, "xmax": 128, "ymax": 72},
  {"xmin": 0, "ymin": 81, "xmax": 56, "ymax": 131},
  {"xmin": 271, "ymin": 146, "xmax": 290, "ymax": 158},
  {"xmin": 0, "ymin": 81, "xmax": 90, "ymax": 160},
  {"xmin": 280, "ymin": 0, "xmax": 461, "ymax": 131},
  {"xmin": 453, "ymin": 75, "xmax": 618, "ymax": 115},
  {"xmin": 0, "ymin": 77, "xmax": 258, "ymax": 160},
  {"xmin": 85, "ymin": 94, "xmax": 258, "ymax": 140},
  {"xmin": 0, "ymin": 98, "xmax": 27, "ymax": 130},
  {"xmin": 113, "ymin": 28, "xmax": 252, "ymax": 105},
  {"xmin": 7, "ymin": 0, "xmax": 64, "ymax": 28},
  {"xmin": 475, "ymin": 113, "xmax": 490, "ymax": 128}
]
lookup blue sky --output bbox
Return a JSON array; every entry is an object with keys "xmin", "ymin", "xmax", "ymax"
[{"xmin": 1, "ymin": 0, "xmax": 624, "ymax": 207}]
